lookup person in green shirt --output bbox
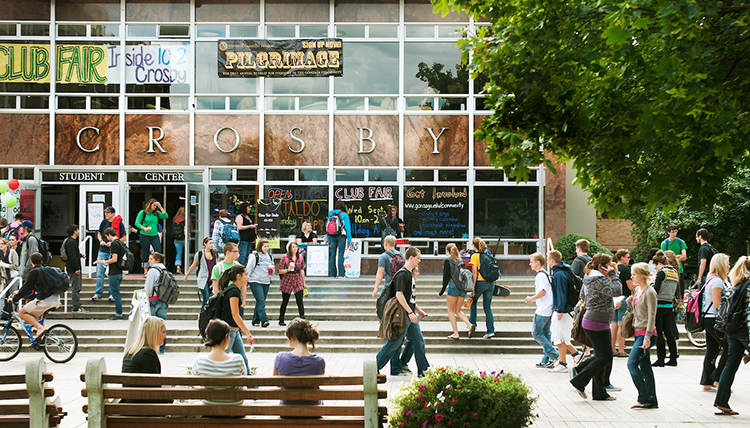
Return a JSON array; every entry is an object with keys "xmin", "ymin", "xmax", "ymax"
[
  {"xmin": 660, "ymin": 223, "xmax": 687, "ymax": 284},
  {"xmin": 211, "ymin": 242, "xmax": 245, "ymax": 308},
  {"xmin": 135, "ymin": 198, "xmax": 169, "ymax": 273}
]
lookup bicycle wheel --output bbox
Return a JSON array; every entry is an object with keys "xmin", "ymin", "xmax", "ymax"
[
  {"xmin": 0, "ymin": 327, "xmax": 22, "ymax": 361},
  {"xmin": 687, "ymin": 330, "xmax": 707, "ymax": 348},
  {"xmin": 42, "ymin": 324, "xmax": 78, "ymax": 363}
]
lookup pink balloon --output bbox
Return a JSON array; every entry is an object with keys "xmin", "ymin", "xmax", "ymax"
[{"xmin": 8, "ymin": 179, "xmax": 19, "ymax": 190}]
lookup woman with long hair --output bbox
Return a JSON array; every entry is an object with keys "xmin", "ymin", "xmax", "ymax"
[
  {"xmin": 714, "ymin": 256, "xmax": 750, "ymax": 415},
  {"xmin": 235, "ymin": 202, "xmax": 257, "ymax": 266},
  {"xmin": 0, "ymin": 237, "xmax": 19, "ymax": 285},
  {"xmin": 192, "ymin": 319, "xmax": 247, "ymax": 405},
  {"xmin": 172, "ymin": 206, "xmax": 186, "ymax": 274},
  {"xmin": 327, "ymin": 201, "xmax": 351, "ymax": 278},
  {"xmin": 247, "ymin": 238, "xmax": 273, "ymax": 328},
  {"xmin": 135, "ymin": 198, "xmax": 168, "ymax": 274},
  {"xmin": 278, "ymin": 241, "xmax": 306, "ymax": 326},
  {"xmin": 569, "ymin": 253, "xmax": 622, "ymax": 401},
  {"xmin": 122, "ymin": 316, "xmax": 166, "ymax": 374},
  {"xmin": 651, "ymin": 250, "xmax": 679, "ymax": 367},
  {"xmin": 184, "ymin": 237, "xmax": 218, "ymax": 310},
  {"xmin": 439, "ymin": 243, "xmax": 473, "ymax": 339},
  {"xmin": 378, "ymin": 205, "xmax": 399, "ymax": 251},
  {"xmin": 469, "ymin": 237, "xmax": 495, "ymax": 339},
  {"xmin": 612, "ymin": 249, "xmax": 632, "ymax": 357},
  {"xmin": 217, "ymin": 264, "xmax": 254, "ymax": 374},
  {"xmin": 273, "ymin": 318, "xmax": 325, "ymax": 405},
  {"xmin": 626, "ymin": 263, "xmax": 658, "ymax": 409},
  {"xmin": 700, "ymin": 253, "xmax": 729, "ymax": 391}
]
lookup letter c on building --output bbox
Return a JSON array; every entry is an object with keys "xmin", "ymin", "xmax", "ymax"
[
  {"xmin": 214, "ymin": 127, "xmax": 240, "ymax": 153},
  {"xmin": 76, "ymin": 127, "xmax": 101, "ymax": 153}
]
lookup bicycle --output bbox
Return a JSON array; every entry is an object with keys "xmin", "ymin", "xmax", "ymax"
[
  {"xmin": 0, "ymin": 300, "xmax": 78, "ymax": 363},
  {"xmin": 687, "ymin": 330, "xmax": 707, "ymax": 348}
]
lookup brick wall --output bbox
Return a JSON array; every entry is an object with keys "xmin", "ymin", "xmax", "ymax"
[{"xmin": 597, "ymin": 218, "xmax": 636, "ymax": 252}]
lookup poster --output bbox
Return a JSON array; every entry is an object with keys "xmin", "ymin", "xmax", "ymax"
[
  {"xmin": 343, "ymin": 239, "xmax": 362, "ymax": 278},
  {"xmin": 333, "ymin": 186, "xmax": 397, "ymax": 239},
  {"xmin": 256, "ymin": 198, "xmax": 281, "ymax": 249},
  {"xmin": 265, "ymin": 186, "xmax": 328, "ymax": 238},
  {"xmin": 305, "ymin": 244, "xmax": 329, "ymax": 277},
  {"xmin": 218, "ymin": 38, "xmax": 343, "ymax": 78},
  {"xmin": 403, "ymin": 186, "xmax": 469, "ymax": 239},
  {"xmin": 87, "ymin": 202, "xmax": 104, "ymax": 232},
  {"xmin": 124, "ymin": 290, "xmax": 150, "ymax": 354}
]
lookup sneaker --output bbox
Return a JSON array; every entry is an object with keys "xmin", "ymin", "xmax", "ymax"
[
  {"xmin": 573, "ymin": 351, "xmax": 584, "ymax": 364},
  {"xmin": 569, "ymin": 365, "xmax": 578, "ymax": 380},
  {"xmin": 535, "ymin": 362, "xmax": 548, "ymax": 368},
  {"xmin": 108, "ymin": 296, "xmax": 115, "ymax": 302},
  {"xmin": 548, "ymin": 363, "xmax": 568, "ymax": 373},
  {"xmin": 394, "ymin": 371, "xmax": 411, "ymax": 376},
  {"xmin": 107, "ymin": 315, "xmax": 123, "ymax": 320},
  {"xmin": 571, "ymin": 382, "xmax": 587, "ymax": 399},
  {"xmin": 595, "ymin": 396, "xmax": 617, "ymax": 401},
  {"xmin": 91, "ymin": 295, "xmax": 100, "ymax": 301},
  {"xmin": 72, "ymin": 307, "xmax": 88, "ymax": 313},
  {"xmin": 401, "ymin": 366, "xmax": 412, "ymax": 374},
  {"xmin": 545, "ymin": 358, "xmax": 559, "ymax": 368},
  {"xmin": 605, "ymin": 384, "xmax": 622, "ymax": 392},
  {"xmin": 482, "ymin": 333, "xmax": 495, "ymax": 339}
]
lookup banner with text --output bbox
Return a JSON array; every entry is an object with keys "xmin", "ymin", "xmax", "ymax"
[
  {"xmin": 218, "ymin": 38, "xmax": 343, "ymax": 78},
  {"xmin": 403, "ymin": 186, "xmax": 469, "ymax": 239}
]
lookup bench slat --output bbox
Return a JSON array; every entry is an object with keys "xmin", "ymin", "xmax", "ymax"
[
  {"xmin": 103, "ymin": 404, "xmax": 387, "ymax": 418},
  {"xmin": 96, "ymin": 387, "xmax": 387, "ymax": 401},
  {"xmin": 0, "ymin": 403, "xmax": 59, "ymax": 415},
  {"xmin": 107, "ymin": 416, "xmax": 376, "ymax": 428},
  {"xmin": 0, "ymin": 387, "xmax": 55, "ymax": 401},
  {"xmin": 95, "ymin": 374, "xmax": 386, "ymax": 387},
  {"xmin": 0, "ymin": 416, "xmax": 32, "ymax": 428},
  {"xmin": 0, "ymin": 373, "xmax": 53, "ymax": 385}
]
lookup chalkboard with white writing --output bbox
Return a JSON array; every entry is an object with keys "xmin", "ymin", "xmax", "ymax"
[
  {"xmin": 403, "ymin": 186, "xmax": 469, "ymax": 239},
  {"xmin": 333, "ymin": 186, "xmax": 398, "ymax": 239},
  {"xmin": 263, "ymin": 186, "xmax": 328, "ymax": 238}
]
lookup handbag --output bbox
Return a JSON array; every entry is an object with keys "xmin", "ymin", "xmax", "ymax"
[
  {"xmin": 620, "ymin": 307, "xmax": 635, "ymax": 339},
  {"xmin": 571, "ymin": 300, "xmax": 592, "ymax": 347}
]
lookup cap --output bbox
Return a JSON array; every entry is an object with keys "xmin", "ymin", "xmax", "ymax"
[
  {"xmin": 104, "ymin": 206, "xmax": 116, "ymax": 214},
  {"xmin": 20, "ymin": 220, "xmax": 33, "ymax": 229}
]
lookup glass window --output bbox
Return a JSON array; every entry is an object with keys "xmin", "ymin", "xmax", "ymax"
[
  {"xmin": 124, "ymin": 42, "xmax": 190, "ymax": 94},
  {"xmin": 335, "ymin": 169, "xmax": 365, "ymax": 181},
  {"xmin": 266, "ymin": 76, "xmax": 328, "ymax": 95},
  {"xmin": 299, "ymin": 97, "xmax": 328, "ymax": 110},
  {"xmin": 476, "ymin": 169, "xmax": 505, "ymax": 181},
  {"xmin": 55, "ymin": 42, "xmax": 119, "ymax": 92},
  {"xmin": 475, "ymin": 97, "xmax": 488, "ymax": 111},
  {"xmin": 236, "ymin": 169, "xmax": 257, "ymax": 181},
  {"xmin": 0, "ymin": 24, "xmax": 16, "ymax": 36},
  {"xmin": 0, "ymin": 81, "xmax": 50, "ymax": 94},
  {"xmin": 229, "ymin": 96, "xmax": 257, "ymax": 110},
  {"xmin": 404, "ymin": 97, "xmax": 433, "ymax": 110},
  {"xmin": 196, "ymin": 0, "xmax": 260, "ymax": 23},
  {"xmin": 300, "ymin": 169, "xmax": 327, "ymax": 181},
  {"xmin": 510, "ymin": 170, "xmax": 537, "ymax": 182},
  {"xmin": 0, "ymin": 168, "xmax": 8, "ymax": 180},
  {"xmin": 58, "ymin": 25, "xmax": 86, "ymax": 37},
  {"xmin": 334, "ymin": 43, "xmax": 398, "ymax": 94},
  {"xmin": 438, "ymin": 25, "xmax": 465, "ymax": 38},
  {"xmin": 404, "ymin": 43, "xmax": 466, "ymax": 95},
  {"xmin": 369, "ymin": 97, "xmax": 396, "ymax": 110},
  {"xmin": 368, "ymin": 25, "xmax": 397, "ymax": 38},
  {"xmin": 474, "ymin": 187, "xmax": 539, "ymax": 238},
  {"xmin": 266, "ymin": 96, "xmax": 295, "ymax": 111},
  {"xmin": 267, "ymin": 169, "xmax": 295, "ymax": 181},
  {"xmin": 57, "ymin": 96, "xmax": 86, "ymax": 109},
  {"xmin": 404, "ymin": 0, "xmax": 468, "ymax": 23},
  {"xmin": 266, "ymin": 25, "xmax": 295, "ymax": 38},
  {"xmin": 335, "ymin": 97, "xmax": 363, "ymax": 110},
  {"xmin": 439, "ymin": 170, "xmax": 467, "ymax": 181},
  {"xmin": 197, "ymin": 25, "xmax": 226, "ymax": 38},
  {"xmin": 126, "ymin": 0, "xmax": 189, "ymax": 22},
  {"xmin": 0, "ymin": 1, "xmax": 50, "ymax": 20},
  {"xmin": 197, "ymin": 96, "xmax": 226, "ymax": 110},
  {"xmin": 20, "ymin": 96, "xmax": 49, "ymax": 108},
  {"xmin": 334, "ymin": 0, "xmax": 398, "ymax": 22},
  {"xmin": 438, "ymin": 97, "xmax": 466, "ymax": 111},
  {"xmin": 57, "ymin": 0, "xmax": 120, "ymax": 21},
  {"xmin": 91, "ymin": 96, "xmax": 118, "ymax": 109},
  {"xmin": 92, "ymin": 24, "xmax": 119, "ymax": 37},
  {"xmin": 196, "ymin": 42, "xmax": 258, "ymax": 94},
  {"xmin": 127, "ymin": 96, "xmax": 155, "ymax": 109},
  {"xmin": 13, "ymin": 168, "xmax": 35, "ymax": 180},
  {"xmin": 0, "ymin": 96, "xmax": 16, "ymax": 108},
  {"xmin": 21, "ymin": 25, "xmax": 50, "ymax": 37},
  {"xmin": 405, "ymin": 169, "xmax": 433, "ymax": 181},
  {"xmin": 211, "ymin": 168, "xmax": 233, "ymax": 181},
  {"xmin": 405, "ymin": 25, "xmax": 434, "ymax": 38},
  {"xmin": 230, "ymin": 26, "xmax": 258, "ymax": 37},
  {"xmin": 266, "ymin": 0, "xmax": 329, "ymax": 23},
  {"xmin": 127, "ymin": 25, "xmax": 155, "ymax": 37},
  {"xmin": 369, "ymin": 169, "xmax": 397, "ymax": 181},
  {"xmin": 300, "ymin": 25, "xmax": 329, "ymax": 38},
  {"xmin": 335, "ymin": 25, "xmax": 365, "ymax": 38},
  {"xmin": 159, "ymin": 97, "xmax": 188, "ymax": 110},
  {"xmin": 159, "ymin": 25, "xmax": 189, "ymax": 37}
]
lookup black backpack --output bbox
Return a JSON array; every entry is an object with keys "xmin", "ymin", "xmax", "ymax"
[
  {"xmin": 478, "ymin": 252, "xmax": 500, "ymax": 282},
  {"xmin": 198, "ymin": 284, "xmax": 237, "ymax": 339},
  {"xmin": 112, "ymin": 240, "xmax": 136, "ymax": 272},
  {"xmin": 715, "ymin": 279, "xmax": 750, "ymax": 335},
  {"xmin": 173, "ymin": 220, "xmax": 185, "ymax": 240},
  {"xmin": 153, "ymin": 266, "xmax": 180, "ymax": 305},
  {"xmin": 553, "ymin": 265, "xmax": 582, "ymax": 311},
  {"xmin": 60, "ymin": 237, "xmax": 72, "ymax": 262},
  {"xmin": 377, "ymin": 267, "xmax": 410, "ymax": 320},
  {"xmin": 40, "ymin": 267, "xmax": 70, "ymax": 297}
]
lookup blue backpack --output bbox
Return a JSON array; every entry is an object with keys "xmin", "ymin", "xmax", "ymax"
[{"xmin": 221, "ymin": 219, "xmax": 240, "ymax": 243}]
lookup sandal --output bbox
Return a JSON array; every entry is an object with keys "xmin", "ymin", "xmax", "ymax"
[
  {"xmin": 447, "ymin": 335, "xmax": 460, "ymax": 340},
  {"xmin": 468, "ymin": 324, "xmax": 476, "ymax": 338},
  {"xmin": 715, "ymin": 406, "xmax": 738, "ymax": 415},
  {"xmin": 33, "ymin": 328, "xmax": 48, "ymax": 342}
]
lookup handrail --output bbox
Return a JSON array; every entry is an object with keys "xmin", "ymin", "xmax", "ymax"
[
  {"xmin": 0, "ymin": 276, "xmax": 22, "ymax": 300},
  {"xmin": 80, "ymin": 235, "xmax": 93, "ymax": 278}
]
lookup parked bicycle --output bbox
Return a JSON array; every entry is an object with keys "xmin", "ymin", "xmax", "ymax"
[{"xmin": 0, "ymin": 300, "xmax": 78, "ymax": 363}]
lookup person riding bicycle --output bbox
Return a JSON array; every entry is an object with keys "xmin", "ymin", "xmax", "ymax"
[{"xmin": 5, "ymin": 252, "xmax": 59, "ymax": 341}]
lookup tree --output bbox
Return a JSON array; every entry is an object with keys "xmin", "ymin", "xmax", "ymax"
[{"xmin": 433, "ymin": 0, "xmax": 750, "ymax": 217}]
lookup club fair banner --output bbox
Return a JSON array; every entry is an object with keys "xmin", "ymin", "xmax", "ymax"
[{"xmin": 218, "ymin": 38, "xmax": 343, "ymax": 78}]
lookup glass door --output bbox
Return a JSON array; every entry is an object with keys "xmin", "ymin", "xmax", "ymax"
[
  {"xmin": 187, "ymin": 183, "xmax": 203, "ymax": 262},
  {"xmin": 79, "ymin": 184, "xmax": 120, "ymax": 277}
]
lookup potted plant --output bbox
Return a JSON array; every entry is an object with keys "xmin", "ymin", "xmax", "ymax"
[{"xmin": 389, "ymin": 366, "xmax": 537, "ymax": 427}]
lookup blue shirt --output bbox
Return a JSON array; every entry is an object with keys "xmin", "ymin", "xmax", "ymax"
[
  {"xmin": 326, "ymin": 209, "xmax": 352, "ymax": 243},
  {"xmin": 551, "ymin": 262, "xmax": 573, "ymax": 313}
]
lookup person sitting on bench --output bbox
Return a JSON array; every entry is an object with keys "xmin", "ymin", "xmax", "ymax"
[
  {"xmin": 273, "ymin": 318, "xmax": 325, "ymax": 405},
  {"xmin": 192, "ymin": 319, "xmax": 247, "ymax": 405}
]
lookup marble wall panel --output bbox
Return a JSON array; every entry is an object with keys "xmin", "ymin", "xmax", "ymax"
[
  {"xmin": 195, "ymin": 114, "xmax": 260, "ymax": 166},
  {"xmin": 265, "ymin": 115, "xmax": 328, "ymax": 166},
  {"xmin": 126, "ymin": 0, "xmax": 190, "ymax": 22},
  {"xmin": 196, "ymin": 0, "xmax": 260, "ymax": 22},
  {"xmin": 265, "ymin": 0, "xmax": 329, "ymax": 22},
  {"xmin": 334, "ymin": 115, "xmax": 398, "ymax": 167},
  {"xmin": 124, "ymin": 114, "xmax": 189, "ymax": 165},
  {"xmin": 0, "ymin": 1, "xmax": 50, "ymax": 20},
  {"xmin": 403, "ymin": 115, "xmax": 468, "ymax": 166},
  {"xmin": 334, "ymin": 0, "xmax": 399, "ymax": 22},
  {"xmin": 55, "ymin": 114, "xmax": 119, "ymax": 165},
  {"xmin": 473, "ymin": 115, "xmax": 491, "ymax": 167},
  {"xmin": 0, "ymin": 114, "xmax": 49, "ymax": 165},
  {"xmin": 545, "ymin": 154, "xmax": 566, "ymax": 243}
]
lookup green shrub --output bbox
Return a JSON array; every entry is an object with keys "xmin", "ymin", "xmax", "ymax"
[
  {"xmin": 388, "ymin": 366, "xmax": 537, "ymax": 428},
  {"xmin": 555, "ymin": 233, "xmax": 612, "ymax": 264}
]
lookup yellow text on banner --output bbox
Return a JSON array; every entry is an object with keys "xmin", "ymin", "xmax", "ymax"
[{"xmin": 0, "ymin": 43, "xmax": 108, "ymax": 84}]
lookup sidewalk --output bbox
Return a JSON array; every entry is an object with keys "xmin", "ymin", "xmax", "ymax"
[{"xmin": 3, "ymin": 350, "xmax": 747, "ymax": 427}]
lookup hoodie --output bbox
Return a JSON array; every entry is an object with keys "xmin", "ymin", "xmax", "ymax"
[{"xmin": 326, "ymin": 209, "xmax": 352, "ymax": 243}]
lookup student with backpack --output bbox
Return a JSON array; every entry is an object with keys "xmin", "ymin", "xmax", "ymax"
[
  {"xmin": 468, "ymin": 238, "xmax": 498, "ymax": 340},
  {"xmin": 326, "ymin": 201, "xmax": 351, "ymax": 278},
  {"xmin": 211, "ymin": 209, "xmax": 237, "ymax": 255},
  {"xmin": 699, "ymin": 253, "xmax": 730, "ymax": 391},
  {"xmin": 184, "ymin": 237, "xmax": 218, "ymax": 310},
  {"xmin": 526, "ymin": 252, "xmax": 559, "ymax": 368},
  {"xmin": 439, "ymin": 243, "xmax": 474, "ymax": 340},
  {"xmin": 5, "ymin": 252, "xmax": 60, "ymax": 341},
  {"xmin": 145, "ymin": 252, "xmax": 171, "ymax": 354},
  {"xmin": 247, "ymin": 238, "xmax": 274, "ymax": 328},
  {"xmin": 62, "ymin": 224, "xmax": 86, "ymax": 313},
  {"xmin": 216, "ymin": 264, "xmax": 254, "ymax": 374},
  {"xmin": 547, "ymin": 250, "xmax": 584, "ymax": 373},
  {"xmin": 172, "ymin": 207, "xmax": 187, "ymax": 275},
  {"xmin": 18, "ymin": 220, "xmax": 39, "ymax": 278},
  {"xmin": 96, "ymin": 227, "xmax": 127, "ymax": 320},
  {"xmin": 135, "ymin": 198, "xmax": 169, "ymax": 274}
]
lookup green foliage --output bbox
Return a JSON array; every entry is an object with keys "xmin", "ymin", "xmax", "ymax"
[
  {"xmin": 432, "ymin": 0, "xmax": 750, "ymax": 217},
  {"xmin": 388, "ymin": 366, "xmax": 537, "ymax": 428},
  {"xmin": 555, "ymin": 234, "xmax": 613, "ymax": 264}
]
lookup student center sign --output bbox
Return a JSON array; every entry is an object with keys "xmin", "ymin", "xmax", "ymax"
[{"xmin": 0, "ymin": 0, "xmax": 569, "ymax": 275}]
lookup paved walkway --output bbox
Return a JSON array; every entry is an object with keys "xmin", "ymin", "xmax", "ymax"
[{"xmin": 4, "ymin": 349, "xmax": 748, "ymax": 427}]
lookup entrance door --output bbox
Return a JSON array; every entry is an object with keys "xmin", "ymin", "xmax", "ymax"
[
  {"xmin": 79, "ymin": 184, "xmax": 120, "ymax": 277},
  {"xmin": 186, "ymin": 183, "xmax": 203, "ymax": 262}
]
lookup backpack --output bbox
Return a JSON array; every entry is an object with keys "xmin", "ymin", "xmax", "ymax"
[
  {"xmin": 27, "ymin": 235, "xmax": 52, "ymax": 266},
  {"xmin": 381, "ymin": 216, "xmax": 396, "ymax": 238},
  {"xmin": 60, "ymin": 237, "xmax": 71, "ymax": 262},
  {"xmin": 198, "ymin": 284, "xmax": 237, "ymax": 339},
  {"xmin": 386, "ymin": 249, "xmax": 405, "ymax": 281},
  {"xmin": 40, "ymin": 266, "xmax": 70, "ymax": 296},
  {"xmin": 377, "ymin": 267, "xmax": 410, "ymax": 320},
  {"xmin": 714, "ymin": 279, "xmax": 750, "ymax": 335},
  {"xmin": 685, "ymin": 279, "xmax": 711, "ymax": 333},
  {"xmin": 326, "ymin": 211, "xmax": 344, "ymax": 236},
  {"xmin": 152, "ymin": 266, "xmax": 179, "ymax": 305},
  {"xmin": 3, "ymin": 224, "xmax": 20, "ymax": 241},
  {"xmin": 113, "ymin": 240, "xmax": 136, "ymax": 272},
  {"xmin": 553, "ymin": 265, "xmax": 582, "ymax": 311},
  {"xmin": 478, "ymin": 252, "xmax": 500, "ymax": 283},
  {"xmin": 220, "ymin": 219, "xmax": 240, "ymax": 244},
  {"xmin": 451, "ymin": 259, "xmax": 474, "ymax": 293},
  {"xmin": 173, "ymin": 220, "xmax": 185, "ymax": 240}
]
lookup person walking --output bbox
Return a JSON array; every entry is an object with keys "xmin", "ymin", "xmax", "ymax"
[
  {"xmin": 184, "ymin": 237, "xmax": 218, "ymax": 310},
  {"xmin": 211, "ymin": 209, "xmax": 234, "ymax": 255},
  {"xmin": 326, "ymin": 201, "xmax": 351, "ymax": 278},
  {"xmin": 439, "ymin": 243, "xmax": 474, "ymax": 340},
  {"xmin": 93, "ymin": 207, "xmax": 127, "ymax": 298},
  {"xmin": 247, "ymin": 238, "xmax": 274, "ymax": 328},
  {"xmin": 378, "ymin": 205, "xmax": 400, "ymax": 251},
  {"xmin": 172, "ymin": 207, "xmax": 186, "ymax": 275},
  {"xmin": 525, "ymin": 252, "xmax": 559, "ymax": 368},
  {"xmin": 216, "ymin": 264, "xmax": 254, "ymax": 374},
  {"xmin": 63, "ymin": 224, "xmax": 86, "ymax": 313},
  {"xmin": 700, "ymin": 253, "xmax": 730, "ymax": 391},
  {"xmin": 145, "ymin": 252, "xmax": 169, "ymax": 354},
  {"xmin": 651, "ymin": 250, "xmax": 679, "ymax": 367},
  {"xmin": 547, "ymin": 250, "xmax": 582, "ymax": 372},
  {"xmin": 135, "ymin": 198, "xmax": 168, "ymax": 276},
  {"xmin": 468, "ymin": 238, "xmax": 496, "ymax": 339},
  {"xmin": 626, "ymin": 262, "xmax": 658, "ymax": 409},
  {"xmin": 278, "ymin": 242, "xmax": 306, "ymax": 326},
  {"xmin": 96, "ymin": 227, "xmax": 126, "ymax": 320},
  {"xmin": 18, "ymin": 220, "xmax": 39, "ymax": 279},
  {"xmin": 569, "ymin": 253, "xmax": 622, "ymax": 401},
  {"xmin": 613, "ymin": 249, "xmax": 633, "ymax": 357},
  {"xmin": 236, "ymin": 202, "xmax": 257, "ymax": 266}
]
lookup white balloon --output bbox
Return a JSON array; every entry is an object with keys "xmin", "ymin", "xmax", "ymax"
[{"xmin": 0, "ymin": 193, "xmax": 6, "ymax": 204}]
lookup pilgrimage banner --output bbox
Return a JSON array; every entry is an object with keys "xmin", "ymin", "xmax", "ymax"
[{"xmin": 218, "ymin": 39, "xmax": 343, "ymax": 78}]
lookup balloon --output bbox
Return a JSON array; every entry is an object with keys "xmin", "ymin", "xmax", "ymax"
[
  {"xmin": 8, "ymin": 179, "xmax": 19, "ymax": 191},
  {"xmin": 5, "ymin": 195, "xmax": 17, "ymax": 208},
  {"xmin": 0, "ymin": 193, "xmax": 5, "ymax": 204},
  {"xmin": 0, "ymin": 181, "xmax": 7, "ymax": 193}
]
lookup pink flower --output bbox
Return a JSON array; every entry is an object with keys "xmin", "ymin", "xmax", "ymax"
[
  {"xmin": 419, "ymin": 384, "xmax": 426, "ymax": 392},
  {"xmin": 406, "ymin": 411, "xmax": 412, "ymax": 416},
  {"xmin": 458, "ymin": 370, "xmax": 464, "ymax": 375}
]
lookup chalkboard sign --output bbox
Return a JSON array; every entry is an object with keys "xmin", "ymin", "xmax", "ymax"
[
  {"xmin": 264, "ymin": 186, "xmax": 329, "ymax": 238},
  {"xmin": 333, "ymin": 186, "xmax": 398, "ymax": 239},
  {"xmin": 256, "ymin": 198, "xmax": 281, "ymax": 248},
  {"xmin": 403, "ymin": 186, "xmax": 469, "ymax": 238}
]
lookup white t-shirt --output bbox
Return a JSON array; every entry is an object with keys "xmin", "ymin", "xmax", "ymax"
[
  {"xmin": 702, "ymin": 275, "xmax": 725, "ymax": 317},
  {"xmin": 534, "ymin": 269, "xmax": 554, "ymax": 317}
]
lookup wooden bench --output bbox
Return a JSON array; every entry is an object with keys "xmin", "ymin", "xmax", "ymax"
[
  {"xmin": 0, "ymin": 357, "xmax": 67, "ymax": 428},
  {"xmin": 82, "ymin": 357, "xmax": 388, "ymax": 428}
]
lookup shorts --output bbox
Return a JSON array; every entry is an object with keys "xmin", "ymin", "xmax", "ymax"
[
  {"xmin": 613, "ymin": 304, "xmax": 627, "ymax": 323},
  {"xmin": 447, "ymin": 283, "xmax": 467, "ymax": 298},
  {"xmin": 550, "ymin": 312, "xmax": 573, "ymax": 345},
  {"xmin": 23, "ymin": 299, "xmax": 61, "ymax": 319}
]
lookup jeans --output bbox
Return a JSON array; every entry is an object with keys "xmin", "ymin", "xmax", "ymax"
[
  {"xmin": 94, "ymin": 250, "xmax": 108, "ymax": 297},
  {"xmin": 714, "ymin": 335, "xmax": 749, "ymax": 409},
  {"xmin": 389, "ymin": 340, "xmax": 414, "ymax": 375},
  {"xmin": 279, "ymin": 290, "xmax": 305, "ymax": 323},
  {"xmin": 532, "ymin": 314, "xmax": 558, "ymax": 363},
  {"xmin": 469, "ymin": 280, "xmax": 494, "ymax": 334},
  {"xmin": 173, "ymin": 241, "xmax": 184, "ymax": 267},
  {"xmin": 238, "ymin": 241, "xmax": 252, "ymax": 267},
  {"xmin": 655, "ymin": 307, "xmax": 677, "ymax": 363},
  {"xmin": 571, "ymin": 328, "xmax": 613, "ymax": 400},
  {"xmin": 69, "ymin": 272, "xmax": 82, "ymax": 311},
  {"xmin": 226, "ymin": 330, "xmax": 249, "ymax": 374},
  {"xmin": 199, "ymin": 280, "xmax": 211, "ymax": 311},
  {"xmin": 149, "ymin": 299, "xmax": 168, "ymax": 353},
  {"xmin": 248, "ymin": 282, "xmax": 270, "ymax": 325},
  {"xmin": 139, "ymin": 234, "xmax": 161, "ymax": 268},
  {"xmin": 328, "ymin": 235, "xmax": 347, "ymax": 277},
  {"xmin": 627, "ymin": 335, "xmax": 658, "ymax": 407},
  {"xmin": 376, "ymin": 319, "xmax": 429, "ymax": 376},
  {"xmin": 108, "ymin": 274, "xmax": 123, "ymax": 317},
  {"xmin": 701, "ymin": 317, "xmax": 728, "ymax": 385}
]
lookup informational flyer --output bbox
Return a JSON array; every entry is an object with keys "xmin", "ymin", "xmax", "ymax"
[
  {"xmin": 343, "ymin": 239, "xmax": 362, "ymax": 278},
  {"xmin": 305, "ymin": 244, "xmax": 329, "ymax": 277}
]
